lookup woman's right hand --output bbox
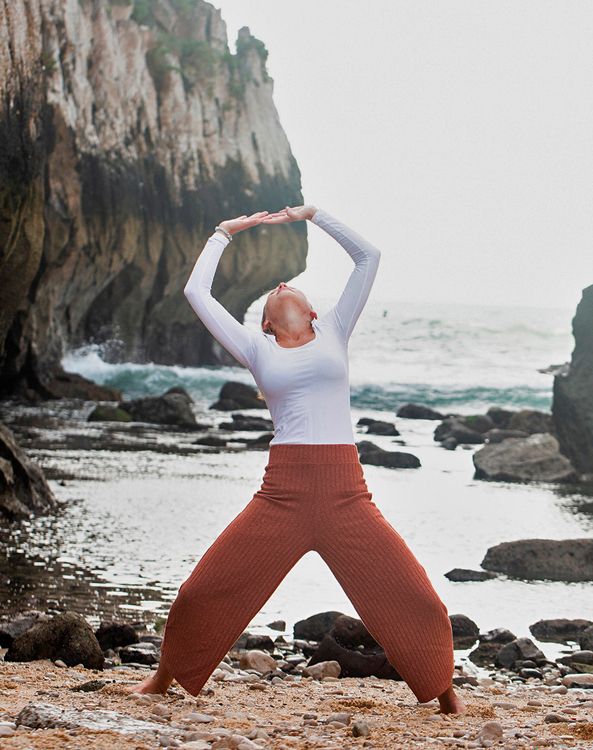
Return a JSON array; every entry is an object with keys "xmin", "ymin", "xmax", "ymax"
[{"xmin": 218, "ymin": 211, "xmax": 269, "ymax": 236}]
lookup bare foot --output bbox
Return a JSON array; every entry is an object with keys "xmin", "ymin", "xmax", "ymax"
[
  {"xmin": 437, "ymin": 684, "xmax": 467, "ymax": 714},
  {"xmin": 124, "ymin": 667, "xmax": 174, "ymax": 696}
]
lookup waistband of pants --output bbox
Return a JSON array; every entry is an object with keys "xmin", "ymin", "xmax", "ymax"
[{"xmin": 267, "ymin": 443, "xmax": 360, "ymax": 464}]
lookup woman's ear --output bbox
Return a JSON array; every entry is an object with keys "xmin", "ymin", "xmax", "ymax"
[{"xmin": 310, "ymin": 309, "xmax": 318, "ymax": 320}]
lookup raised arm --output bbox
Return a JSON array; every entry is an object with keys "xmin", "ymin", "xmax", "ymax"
[
  {"xmin": 310, "ymin": 208, "xmax": 381, "ymax": 341},
  {"xmin": 183, "ymin": 232, "xmax": 256, "ymax": 369}
]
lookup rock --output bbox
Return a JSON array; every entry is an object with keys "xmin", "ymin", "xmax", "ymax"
[
  {"xmin": 553, "ymin": 285, "xmax": 593, "ymax": 474},
  {"xmin": 450, "ymin": 614, "xmax": 480, "ymax": 648},
  {"xmin": 486, "ymin": 407, "xmax": 515, "ymax": 429},
  {"xmin": 484, "ymin": 428, "xmax": 529, "ymax": 443},
  {"xmin": 119, "ymin": 393, "xmax": 196, "ymax": 427},
  {"xmin": 332, "ymin": 614, "xmax": 379, "ymax": 649},
  {"xmin": 5, "ymin": 611, "xmax": 105, "ymax": 669},
  {"xmin": 238, "ymin": 432, "xmax": 273, "ymax": 449},
  {"xmin": 580, "ymin": 625, "xmax": 593, "ymax": 651},
  {"xmin": 441, "ymin": 437, "xmax": 457, "ymax": 450},
  {"xmin": 302, "ymin": 660, "xmax": 341, "ymax": 679},
  {"xmin": 266, "ymin": 620, "xmax": 286, "ymax": 631},
  {"xmin": 95, "ymin": 621, "xmax": 139, "ymax": 651},
  {"xmin": 39, "ymin": 370, "xmax": 122, "ymax": 401},
  {"xmin": 119, "ymin": 641, "xmax": 160, "ymax": 665},
  {"xmin": 294, "ymin": 611, "xmax": 345, "ymax": 641},
  {"xmin": 494, "ymin": 637, "xmax": 547, "ymax": 670},
  {"xmin": 16, "ymin": 702, "xmax": 178, "ymax": 738},
  {"xmin": 529, "ymin": 618, "xmax": 593, "ymax": 644},
  {"xmin": 561, "ymin": 673, "xmax": 593, "ymax": 688},
  {"xmin": 459, "ymin": 414, "xmax": 495, "ymax": 434},
  {"xmin": 396, "ymin": 403, "xmax": 444, "ymax": 420},
  {"xmin": 434, "ymin": 418, "xmax": 485, "ymax": 445},
  {"xmin": 238, "ymin": 649, "xmax": 276, "ymax": 674},
  {"xmin": 0, "ymin": 423, "xmax": 58, "ymax": 519},
  {"xmin": 244, "ymin": 634, "xmax": 275, "ymax": 651},
  {"xmin": 477, "ymin": 721, "xmax": 503, "ymax": 741},
  {"xmin": 544, "ymin": 712, "xmax": 570, "ymax": 723},
  {"xmin": 352, "ymin": 720, "xmax": 370, "ymax": 737},
  {"xmin": 479, "ymin": 628, "xmax": 517, "ymax": 644},
  {"xmin": 0, "ymin": 610, "xmax": 51, "ymax": 647},
  {"xmin": 219, "ymin": 413, "xmax": 273, "ymax": 431},
  {"xmin": 469, "ymin": 642, "xmax": 504, "ymax": 667},
  {"xmin": 444, "ymin": 568, "xmax": 498, "ymax": 582},
  {"xmin": 507, "ymin": 409, "xmax": 554, "ymax": 435},
  {"xmin": 356, "ymin": 440, "xmax": 421, "ymax": 469},
  {"xmin": 210, "ymin": 382, "xmax": 268, "ymax": 411},
  {"xmin": 557, "ymin": 650, "xmax": 593, "ymax": 667},
  {"xmin": 70, "ymin": 679, "xmax": 111, "ymax": 692},
  {"xmin": 473, "ymin": 434, "xmax": 577, "ymax": 483},
  {"xmin": 88, "ymin": 405, "xmax": 133, "ymax": 422},
  {"xmin": 364, "ymin": 420, "xmax": 400, "ymax": 436},
  {"xmin": 306, "ymin": 632, "xmax": 400, "ymax": 680},
  {"xmin": 481, "ymin": 538, "xmax": 593, "ymax": 582},
  {"xmin": 193, "ymin": 436, "xmax": 227, "ymax": 446}
]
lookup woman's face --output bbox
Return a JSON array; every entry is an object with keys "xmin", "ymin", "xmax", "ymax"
[{"xmin": 262, "ymin": 282, "xmax": 316, "ymax": 332}]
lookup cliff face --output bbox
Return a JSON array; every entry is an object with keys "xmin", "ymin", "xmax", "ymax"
[
  {"xmin": 552, "ymin": 284, "xmax": 593, "ymax": 476},
  {"xmin": 0, "ymin": 0, "xmax": 307, "ymax": 397}
]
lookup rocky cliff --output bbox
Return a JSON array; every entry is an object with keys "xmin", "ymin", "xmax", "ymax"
[
  {"xmin": 0, "ymin": 0, "xmax": 307, "ymax": 398},
  {"xmin": 552, "ymin": 284, "xmax": 593, "ymax": 476}
]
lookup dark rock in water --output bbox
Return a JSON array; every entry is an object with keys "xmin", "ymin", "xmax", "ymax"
[
  {"xmin": 163, "ymin": 386, "xmax": 194, "ymax": 402},
  {"xmin": 479, "ymin": 628, "xmax": 517, "ymax": 644},
  {"xmin": 267, "ymin": 620, "xmax": 286, "ymax": 631},
  {"xmin": 484, "ymin": 428, "xmax": 529, "ymax": 444},
  {"xmin": 119, "ymin": 393, "xmax": 196, "ymax": 427},
  {"xmin": 294, "ymin": 611, "xmax": 345, "ymax": 641},
  {"xmin": 356, "ymin": 440, "xmax": 421, "ymax": 469},
  {"xmin": 469, "ymin": 642, "xmax": 504, "ymax": 667},
  {"xmin": 210, "ymin": 381, "xmax": 268, "ymax": 411},
  {"xmin": 495, "ymin": 637, "xmax": 547, "ymax": 670},
  {"xmin": 396, "ymin": 403, "xmax": 444, "ymax": 420},
  {"xmin": 473, "ymin": 434, "xmax": 577, "ymax": 483},
  {"xmin": 449, "ymin": 614, "xmax": 479, "ymax": 648},
  {"xmin": 434, "ymin": 418, "xmax": 484, "ymax": 446},
  {"xmin": 87, "ymin": 405, "xmax": 132, "ymax": 422},
  {"xmin": 444, "ymin": 568, "xmax": 498, "ymax": 582},
  {"xmin": 5, "ymin": 611, "xmax": 104, "ymax": 669},
  {"xmin": 556, "ymin": 650, "xmax": 593, "ymax": 668},
  {"xmin": 486, "ymin": 406, "xmax": 515, "ymax": 429},
  {"xmin": 38, "ymin": 369, "xmax": 122, "ymax": 401},
  {"xmin": 245, "ymin": 634, "xmax": 275, "ymax": 651},
  {"xmin": 365, "ymin": 420, "xmax": 399, "ymax": 436},
  {"xmin": 16, "ymin": 702, "xmax": 176, "ymax": 738},
  {"xmin": 441, "ymin": 437, "xmax": 457, "ymax": 450},
  {"xmin": 459, "ymin": 414, "xmax": 495, "ymax": 434},
  {"xmin": 95, "ymin": 621, "xmax": 139, "ymax": 652},
  {"xmin": 0, "ymin": 611, "xmax": 51, "ymax": 647},
  {"xmin": 482, "ymin": 538, "xmax": 593, "ymax": 582},
  {"xmin": 529, "ymin": 618, "xmax": 593, "ymax": 644},
  {"xmin": 306, "ymin": 632, "xmax": 401, "ymax": 680},
  {"xmin": 219, "ymin": 413, "xmax": 273, "ymax": 431},
  {"xmin": 580, "ymin": 625, "xmax": 593, "ymax": 651},
  {"xmin": 553, "ymin": 284, "xmax": 593, "ymax": 475},
  {"xmin": 508, "ymin": 409, "xmax": 554, "ymax": 435},
  {"xmin": 0, "ymin": 422, "xmax": 58, "ymax": 519},
  {"xmin": 236, "ymin": 432, "xmax": 273, "ymax": 449},
  {"xmin": 193, "ymin": 435, "xmax": 228, "ymax": 446},
  {"xmin": 332, "ymin": 615, "xmax": 380, "ymax": 649},
  {"xmin": 119, "ymin": 641, "xmax": 159, "ymax": 665},
  {"xmin": 356, "ymin": 417, "xmax": 376, "ymax": 426}
]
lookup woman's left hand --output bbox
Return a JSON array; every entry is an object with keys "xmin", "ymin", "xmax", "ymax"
[{"xmin": 261, "ymin": 205, "xmax": 318, "ymax": 223}]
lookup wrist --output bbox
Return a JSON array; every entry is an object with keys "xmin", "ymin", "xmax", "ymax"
[{"xmin": 308, "ymin": 206, "xmax": 319, "ymax": 221}]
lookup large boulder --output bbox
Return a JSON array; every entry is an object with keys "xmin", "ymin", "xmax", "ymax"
[
  {"xmin": 473, "ymin": 433, "xmax": 577, "ymax": 483},
  {"xmin": 0, "ymin": 422, "xmax": 57, "ymax": 519},
  {"xmin": 5, "ymin": 611, "xmax": 105, "ymax": 669},
  {"xmin": 529, "ymin": 618, "xmax": 593, "ymax": 644},
  {"xmin": 553, "ymin": 284, "xmax": 593, "ymax": 475},
  {"xmin": 210, "ymin": 381, "xmax": 268, "ymax": 411},
  {"xmin": 434, "ymin": 418, "xmax": 485, "ymax": 446},
  {"xmin": 481, "ymin": 538, "xmax": 593, "ymax": 582},
  {"xmin": 118, "ymin": 393, "xmax": 196, "ymax": 427},
  {"xmin": 294, "ymin": 611, "xmax": 345, "ymax": 641},
  {"xmin": 494, "ymin": 637, "xmax": 548, "ymax": 670},
  {"xmin": 396, "ymin": 403, "xmax": 444, "ymax": 420}
]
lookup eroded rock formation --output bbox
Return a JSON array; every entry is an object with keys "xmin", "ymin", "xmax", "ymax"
[{"xmin": 0, "ymin": 0, "xmax": 306, "ymax": 398}]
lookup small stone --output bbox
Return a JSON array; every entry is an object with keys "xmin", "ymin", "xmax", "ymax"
[
  {"xmin": 151, "ymin": 703, "xmax": 172, "ymax": 717},
  {"xmin": 184, "ymin": 712, "xmax": 215, "ymax": 723},
  {"xmin": 178, "ymin": 742, "xmax": 210, "ymax": 750},
  {"xmin": 545, "ymin": 712, "xmax": 569, "ymax": 723},
  {"xmin": 477, "ymin": 721, "xmax": 503, "ymax": 742},
  {"xmin": 302, "ymin": 660, "xmax": 341, "ymax": 679},
  {"xmin": 550, "ymin": 685, "xmax": 568, "ymax": 694},
  {"xmin": 0, "ymin": 724, "xmax": 16, "ymax": 737},
  {"xmin": 352, "ymin": 721, "xmax": 370, "ymax": 737},
  {"xmin": 562, "ymin": 673, "xmax": 593, "ymax": 688},
  {"xmin": 54, "ymin": 659, "xmax": 67, "ymax": 668},
  {"xmin": 238, "ymin": 649, "xmax": 276, "ymax": 674},
  {"xmin": 326, "ymin": 711, "xmax": 351, "ymax": 725}
]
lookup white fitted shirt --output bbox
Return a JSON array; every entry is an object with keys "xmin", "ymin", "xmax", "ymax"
[{"xmin": 183, "ymin": 208, "xmax": 381, "ymax": 445}]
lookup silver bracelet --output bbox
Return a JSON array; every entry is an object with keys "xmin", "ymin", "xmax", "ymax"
[{"xmin": 214, "ymin": 225, "xmax": 233, "ymax": 241}]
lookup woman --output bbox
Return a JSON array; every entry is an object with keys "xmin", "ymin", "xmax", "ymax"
[{"xmin": 131, "ymin": 205, "xmax": 465, "ymax": 714}]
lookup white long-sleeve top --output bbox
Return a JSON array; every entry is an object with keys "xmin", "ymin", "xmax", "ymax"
[{"xmin": 183, "ymin": 208, "xmax": 381, "ymax": 445}]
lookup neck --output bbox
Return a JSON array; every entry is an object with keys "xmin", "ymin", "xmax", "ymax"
[{"xmin": 272, "ymin": 316, "xmax": 314, "ymax": 344}]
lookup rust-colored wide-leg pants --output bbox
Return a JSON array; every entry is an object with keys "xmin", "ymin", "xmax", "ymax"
[{"xmin": 160, "ymin": 443, "xmax": 455, "ymax": 704}]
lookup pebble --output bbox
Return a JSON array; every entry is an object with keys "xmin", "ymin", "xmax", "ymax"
[
  {"xmin": 544, "ymin": 712, "xmax": 569, "ymax": 723},
  {"xmin": 352, "ymin": 720, "xmax": 370, "ymax": 737},
  {"xmin": 477, "ymin": 721, "xmax": 503, "ymax": 742},
  {"xmin": 178, "ymin": 742, "xmax": 210, "ymax": 750},
  {"xmin": 184, "ymin": 712, "xmax": 216, "ymax": 723},
  {"xmin": 54, "ymin": 659, "xmax": 67, "ymax": 668},
  {"xmin": 151, "ymin": 702, "xmax": 172, "ymax": 717},
  {"xmin": 0, "ymin": 723, "xmax": 16, "ymax": 737}
]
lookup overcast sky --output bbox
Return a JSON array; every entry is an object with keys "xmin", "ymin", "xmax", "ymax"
[{"xmin": 216, "ymin": 1, "xmax": 592, "ymax": 311}]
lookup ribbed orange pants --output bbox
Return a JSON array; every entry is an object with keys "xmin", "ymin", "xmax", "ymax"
[{"xmin": 160, "ymin": 443, "xmax": 455, "ymax": 703}]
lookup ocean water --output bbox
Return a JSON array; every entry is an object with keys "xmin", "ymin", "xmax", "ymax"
[
  {"xmin": 3, "ymin": 298, "xmax": 589, "ymax": 674},
  {"xmin": 62, "ymin": 298, "xmax": 574, "ymax": 415}
]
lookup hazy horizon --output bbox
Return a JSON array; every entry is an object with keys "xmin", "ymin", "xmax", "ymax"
[{"xmin": 217, "ymin": 0, "xmax": 592, "ymax": 313}]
